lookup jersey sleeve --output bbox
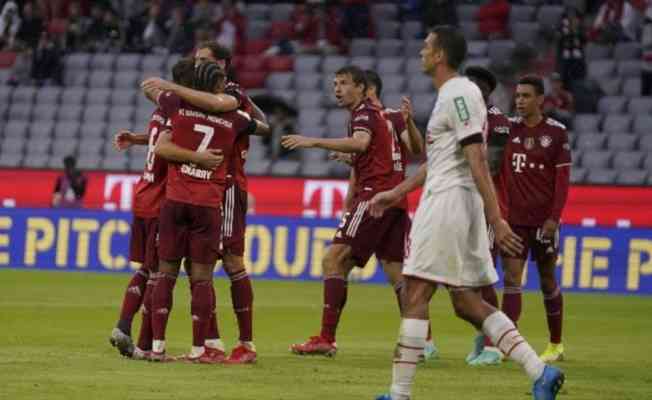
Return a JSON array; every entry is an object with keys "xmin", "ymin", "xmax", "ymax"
[
  {"xmin": 157, "ymin": 91, "xmax": 181, "ymax": 117},
  {"xmin": 449, "ymin": 89, "xmax": 486, "ymax": 143},
  {"xmin": 350, "ymin": 109, "xmax": 375, "ymax": 137},
  {"xmin": 234, "ymin": 110, "xmax": 257, "ymax": 136},
  {"xmin": 555, "ymin": 127, "xmax": 572, "ymax": 167},
  {"xmin": 391, "ymin": 112, "xmax": 407, "ymax": 137}
]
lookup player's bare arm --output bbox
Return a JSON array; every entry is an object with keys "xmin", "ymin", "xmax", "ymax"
[
  {"xmin": 369, "ymin": 163, "xmax": 427, "ymax": 218},
  {"xmin": 142, "ymin": 77, "xmax": 239, "ymax": 112},
  {"xmin": 154, "ymin": 131, "xmax": 224, "ymax": 170},
  {"xmin": 400, "ymin": 96, "xmax": 425, "ymax": 156},
  {"xmin": 463, "ymin": 142, "xmax": 523, "ymax": 256},
  {"xmin": 250, "ymin": 100, "xmax": 269, "ymax": 125},
  {"xmin": 113, "ymin": 130, "xmax": 148, "ymax": 151},
  {"xmin": 281, "ymin": 130, "xmax": 370, "ymax": 153},
  {"xmin": 250, "ymin": 118, "xmax": 271, "ymax": 137}
]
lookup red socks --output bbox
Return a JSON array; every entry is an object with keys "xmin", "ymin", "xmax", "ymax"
[
  {"xmin": 502, "ymin": 285, "xmax": 522, "ymax": 325},
  {"xmin": 543, "ymin": 284, "xmax": 563, "ymax": 344},
  {"xmin": 117, "ymin": 269, "xmax": 149, "ymax": 335},
  {"xmin": 320, "ymin": 277, "xmax": 348, "ymax": 343},
  {"xmin": 191, "ymin": 280, "xmax": 213, "ymax": 347},
  {"xmin": 227, "ymin": 269, "xmax": 254, "ymax": 342},
  {"xmin": 205, "ymin": 284, "xmax": 221, "ymax": 340},
  {"xmin": 152, "ymin": 273, "xmax": 177, "ymax": 341},
  {"xmin": 136, "ymin": 276, "xmax": 155, "ymax": 350}
]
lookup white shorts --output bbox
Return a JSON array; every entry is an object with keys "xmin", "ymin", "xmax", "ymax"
[{"xmin": 403, "ymin": 186, "xmax": 498, "ymax": 288}]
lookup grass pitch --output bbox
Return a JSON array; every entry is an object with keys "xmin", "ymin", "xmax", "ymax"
[{"xmin": 1, "ymin": 269, "xmax": 651, "ymax": 400}]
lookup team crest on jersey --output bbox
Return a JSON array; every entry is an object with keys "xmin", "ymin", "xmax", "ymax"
[
  {"xmin": 540, "ymin": 135, "xmax": 552, "ymax": 148},
  {"xmin": 524, "ymin": 137, "xmax": 535, "ymax": 150}
]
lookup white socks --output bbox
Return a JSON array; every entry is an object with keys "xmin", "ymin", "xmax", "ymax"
[
  {"xmin": 204, "ymin": 338, "xmax": 225, "ymax": 351},
  {"xmin": 390, "ymin": 318, "xmax": 429, "ymax": 400},
  {"xmin": 482, "ymin": 311, "xmax": 545, "ymax": 381},
  {"xmin": 152, "ymin": 340, "xmax": 165, "ymax": 353},
  {"xmin": 190, "ymin": 346, "xmax": 205, "ymax": 358}
]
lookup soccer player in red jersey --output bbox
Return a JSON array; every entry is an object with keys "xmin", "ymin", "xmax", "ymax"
[
  {"xmin": 281, "ymin": 66, "xmax": 414, "ymax": 357},
  {"xmin": 463, "ymin": 65, "xmax": 512, "ymax": 366},
  {"xmin": 109, "ymin": 59, "xmax": 223, "ymax": 359},
  {"xmin": 502, "ymin": 75, "xmax": 571, "ymax": 362},
  {"xmin": 142, "ymin": 42, "xmax": 267, "ymax": 364},
  {"xmin": 144, "ymin": 62, "xmax": 268, "ymax": 363}
]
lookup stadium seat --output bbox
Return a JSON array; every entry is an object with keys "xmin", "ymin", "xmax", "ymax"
[
  {"xmin": 61, "ymin": 88, "xmax": 86, "ymax": 105},
  {"xmin": 576, "ymin": 133, "xmax": 606, "ymax": 150},
  {"xmin": 269, "ymin": 21, "xmax": 294, "ymax": 41},
  {"xmin": 298, "ymin": 125, "xmax": 327, "ymax": 138},
  {"xmin": 26, "ymin": 136, "xmax": 51, "ymax": 155},
  {"xmin": 329, "ymin": 161, "xmax": 350, "ymax": 178},
  {"xmin": 245, "ymin": 3, "xmax": 270, "ymax": 19},
  {"xmin": 586, "ymin": 168, "xmax": 617, "ymax": 184},
  {"xmin": 512, "ymin": 22, "xmax": 540, "ymax": 45},
  {"xmin": 585, "ymin": 43, "xmax": 612, "ymax": 60},
  {"xmin": 101, "ymin": 156, "xmax": 128, "ymax": 170},
  {"xmin": 86, "ymin": 88, "xmax": 112, "ymax": 106},
  {"xmin": 78, "ymin": 121, "xmax": 105, "ymax": 138},
  {"xmin": 23, "ymin": 154, "xmax": 49, "ymax": 168},
  {"xmin": 382, "ymin": 75, "xmax": 405, "ymax": 92},
  {"xmin": 412, "ymin": 93, "xmax": 437, "ymax": 123},
  {"xmin": 407, "ymin": 75, "xmax": 433, "ymax": 93},
  {"xmin": 582, "ymin": 151, "xmax": 612, "ymax": 168},
  {"xmin": 246, "ymin": 20, "xmax": 270, "ymax": 40},
  {"xmin": 382, "ymin": 92, "xmax": 403, "ymax": 109},
  {"xmin": 597, "ymin": 96, "xmax": 627, "ymax": 114},
  {"xmin": 537, "ymin": 5, "xmax": 564, "ymax": 29},
  {"xmin": 64, "ymin": 53, "xmax": 91, "ymax": 70},
  {"xmin": 622, "ymin": 78, "xmax": 642, "ymax": 98},
  {"xmin": 602, "ymin": 114, "xmax": 632, "ymax": 133},
  {"xmin": 644, "ymin": 153, "xmax": 652, "ymax": 170},
  {"xmin": 238, "ymin": 71, "xmax": 267, "ymax": 89},
  {"xmin": 1, "ymin": 137, "xmax": 25, "ymax": 153},
  {"xmin": 301, "ymin": 163, "xmax": 331, "ymax": 178},
  {"xmin": 141, "ymin": 54, "xmax": 166, "ymax": 71},
  {"xmin": 457, "ymin": 5, "xmax": 479, "ymax": 21},
  {"xmin": 8, "ymin": 103, "xmax": 32, "ymax": 121},
  {"xmin": 53, "ymin": 121, "xmax": 79, "ymax": 138},
  {"xmin": 377, "ymin": 57, "xmax": 404, "ymax": 75},
  {"xmin": 266, "ymin": 72, "xmax": 293, "ymax": 90},
  {"xmin": 372, "ymin": 3, "xmax": 399, "ymax": 20},
  {"xmin": 0, "ymin": 152, "xmax": 22, "ymax": 167},
  {"xmin": 616, "ymin": 169, "xmax": 648, "ymax": 185},
  {"xmin": 588, "ymin": 60, "xmax": 615, "ymax": 79},
  {"xmin": 32, "ymin": 105, "xmax": 58, "ymax": 122},
  {"xmin": 627, "ymin": 97, "xmax": 652, "ymax": 114},
  {"xmin": 29, "ymin": 122, "xmax": 54, "ymax": 139},
  {"xmin": 509, "ymin": 5, "xmax": 536, "ymax": 23},
  {"xmin": 298, "ymin": 109, "xmax": 326, "ymax": 127},
  {"xmin": 241, "ymin": 55, "xmax": 267, "ymax": 72},
  {"xmin": 322, "ymin": 56, "xmax": 349, "ymax": 74},
  {"xmin": 115, "ymin": 54, "xmax": 141, "ymax": 70},
  {"xmin": 91, "ymin": 54, "xmax": 116, "ymax": 71},
  {"xmin": 242, "ymin": 39, "xmax": 271, "ymax": 54},
  {"xmin": 36, "ymin": 87, "xmax": 62, "ymax": 105},
  {"xmin": 639, "ymin": 136, "xmax": 652, "ymax": 151},
  {"xmin": 113, "ymin": 71, "xmax": 139, "ymax": 89},
  {"xmin": 467, "ymin": 41, "xmax": 488, "ymax": 57},
  {"xmin": 632, "ymin": 115, "xmax": 652, "ymax": 135},
  {"xmin": 270, "ymin": 89, "xmax": 295, "ymax": 105},
  {"xmin": 405, "ymin": 58, "xmax": 422, "ymax": 74},
  {"xmin": 10, "ymin": 87, "xmax": 36, "ymax": 104},
  {"xmin": 3, "ymin": 121, "xmax": 28, "ymax": 139},
  {"xmin": 52, "ymin": 139, "xmax": 77, "ymax": 157},
  {"xmin": 613, "ymin": 151, "xmax": 644, "ymax": 169},
  {"xmin": 64, "ymin": 69, "xmax": 89, "ymax": 87},
  {"xmin": 465, "ymin": 57, "xmax": 490, "ymax": 68},
  {"xmin": 404, "ymin": 39, "xmax": 423, "ymax": 57},
  {"xmin": 350, "ymin": 56, "xmax": 375, "ymax": 71},
  {"xmin": 128, "ymin": 156, "xmax": 146, "ymax": 172},
  {"xmin": 350, "ymin": 39, "xmax": 375, "ymax": 56},
  {"xmin": 271, "ymin": 160, "xmax": 301, "ymax": 176},
  {"xmin": 570, "ymin": 167, "xmax": 586, "ymax": 184},
  {"xmin": 377, "ymin": 39, "xmax": 403, "ymax": 57},
  {"xmin": 295, "ymin": 56, "xmax": 322, "ymax": 73},
  {"xmin": 244, "ymin": 159, "xmax": 271, "ymax": 175},
  {"xmin": 300, "ymin": 148, "xmax": 327, "ymax": 162},
  {"xmin": 76, "ymin": 155, "xmax": 101, "ymax": 170},
  {"xmin": 618, "ymin": 60, "xmax": 641, "ymax": 78},
  {"xmin": 377, "ymin": 21, "xmax": 401, "ymax": 39},
  {"xmin": 82, "ymin": 105, "xmax": 108, "ymax": 123},
  {"xmin": 460, "ymin": 22, "xmax": 482, "ymax": 40},
  {"xmin": 269, "ymin": 3, "xmax": 294, "ymax": 21},
  {"xmin": 326, "ymin": 109, "xmax": 348, "ymax": 133},
  {"xmin": 109, "ymin": 106, "xmax": 134, "ymax": 124},
  {"xmin": 607, "ymin": 134, "xmax": 638, "ymax": 151},
  {"xmin": 488, "ymin": 41, "xmax": 515, "ymax": 64},
  {"xmin": 111, "ymin": 89, "xmax": 136, "ymax": 106},
  {"xmin": 296, "ymin": 92, "xmax": 323, "ymax": 108},
  {"xmin": 401, "ymin": 21, "xmax": 422, "ymax": 40},
  {"xmin": 88, "ymin": 70, "xmax": 113, "ymax": 88},
  {"xmin": 295, "ymin": 73, "xmax": 321, "ymax": 90},
  {"xmin": 599, "ymin": 78, "xmax": 622, "ymax": 96},
  {"xmin": 614, "ymin": 42, "xmax": 641, "ymax": 60}
]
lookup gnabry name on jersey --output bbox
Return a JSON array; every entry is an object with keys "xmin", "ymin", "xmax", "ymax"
[{"xmin": 181, "ymin": 163, "xmax": 213, "ymax": 180}]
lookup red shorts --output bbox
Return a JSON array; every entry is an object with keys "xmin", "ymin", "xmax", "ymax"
[
  {"xmin": 502, "ymin": 224, "xmax": 559, "ymax": 263},
  {"xmin": 221, "ymin": 184, "xmax": 247, "ymax": 257},
  {"xmin": 333, "ymin": 200, "xmax": 410, "ymax": 267},
  {"xmin": 158, "ymin": 199, "xmax": 222, "ymax": 265},
  {"xmin": 129, "ymin": 216, "xmax": 159, "ymax": 272}
]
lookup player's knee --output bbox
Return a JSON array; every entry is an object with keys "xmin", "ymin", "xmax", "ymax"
[{"xmin": 223, "ymin": 256, "xmax": 244, "ymax": 274}]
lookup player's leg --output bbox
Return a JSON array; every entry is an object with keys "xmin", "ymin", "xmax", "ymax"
[
  {"xmin": 150, "ymin": 259, "xmax": 180, "ymax": 361},
  {"xmin": 450, "ymin": 288, "xmax": 564, "ymax": 399},
  {"xmin": 188, "ymin": 262, "xmax": 218, "ymax": 362},
  {"xmin": 133, "ymin": 217, "xmax": 160, "ymax": 360},
  {"xmin": 534, "ymin": 229, "xmax": 564, "ymax": 362},
  {"xmin": 502, "ymin": 256, "xmax": 526, "ymax": 324}
]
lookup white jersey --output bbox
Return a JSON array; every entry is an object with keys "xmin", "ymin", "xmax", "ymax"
[{"xmin": 424, "ymin": 76, "xmax": 487, "ymax": 195}]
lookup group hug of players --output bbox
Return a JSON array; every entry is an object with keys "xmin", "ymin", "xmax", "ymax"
[{"xmin": 108, "ymin": 31, "xmax": 569, "ymax": 396}]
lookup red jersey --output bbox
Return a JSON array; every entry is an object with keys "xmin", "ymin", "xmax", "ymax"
[
  {"xmin": 504, "ymin": 116, "xmax": 572, "ymax": 227},
  {"xmin": 382, "ymin": 107, "xmax": 409, "ymax": 209},
  {"xmin": 159, "ymin": 91, "xmax": 257, "ymax": 208},
  {"xmin": 485, "ymin": 105, "xmax": 511, "ymax": 217},
  {"xmin": 348, "ymin": 100, "xmax": 399, "ymax": 201},
  {"xmin": 225, "ymin": 81, "xmax": 255, "ymax": 190},
  {"xmin": 132, "ymin": 108, "xmax": 168, "ymax": 218}
]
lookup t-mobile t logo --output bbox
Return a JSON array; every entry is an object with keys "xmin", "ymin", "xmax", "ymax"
[
  {"xmin": 303, "ymin": 180, "xmax": 349, "ymax": 218},
  {"xmin": 512, "ymin": 153, "xmax": 527, "ymax": 173}
]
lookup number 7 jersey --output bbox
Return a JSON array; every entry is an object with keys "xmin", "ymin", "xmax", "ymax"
[{"xmin": 158, "ymin": 91, "xmax": 257, "ymax": 208}]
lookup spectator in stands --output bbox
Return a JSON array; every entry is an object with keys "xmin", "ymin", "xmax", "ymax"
[
  {"xmin": 16, "ymin": 1, "xmax": 43, "ymax": 50},
  {"xmin": 251, "ymin": 94, "xmax": 298, "ymax": 160},
  {"xmin": 0, "ymin": 1, "xmax": 21, "ymax": 50},
  {"xmin": 191, "ymin": 0, "xmax": 217, "ymax": 30},
  {"xmin": 52, "ymin": 156, "xmax": 87, "ymax": 209},
  {"xmin": 543, "ymin": 72, "xmax": 575, "ymax": 127},
  {"xmin": 214, "ymin": 0, "xmax": 245, "ymax": 52},
  {"xmin": 142, "ymin": 1, "xmax": 166, "ymax": 52},
  {"xmin": 31, "ymin": 31, "xmax": 63, "ymax": 85},
  {"xmin": 642, "ymin": 7, "xmax": 652, "ymax": 95},
  {"xmin": 340, "ymin": 0, "xmax": 374, "ymax": 40},
  {"xmin": 65, "ymin": 1, "xmax": 91, "ymax": 51},
  {"xmin": 422, "ymin": 0, "xmax": 458, "ymax": 30},
  {"xmin": 476, "ymin": 0, "xmax": 510, "ymax": 39},
  {"xmin": 589, "ymin": 0, "xmax": 646, "ymax": 44},
  {"xmin": 166, "ymin": 6, "xmax": 192, "ymax": 54},
  {"xmin": 84, "ymin": 3, "xmax": 120, "ymax": 52},
  {"xmin": 557, "ymin": 6, "xmax": 586, "ymax": 91},
  {"xmin": 291, "ymin": 2, "xmax": 320, "ymax": 52}
]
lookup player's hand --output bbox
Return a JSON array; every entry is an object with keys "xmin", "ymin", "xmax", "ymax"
[
  {"xmin": 113, "ymin": 130, "xmax": 134, "ymax": 151},
  {"xmin": 369, "ymin": 189, "xmax": 401, "ymax": 218},
  {"xmin": 541, "ymin": 219, "xmax": 558, "ymax": 238},
  {"xmin": 401, "ymin": 96, "xmax": 414, "ymax": 121},
  {"xmin": 281, "ymin": 135, "xmax": 314, "ymax": 150},
  {"xmin": 141, "ymin": 77, "xmax": 175, "ymax": 92},
  {"xmin": 492, "ymin": 218, "xmax": 524, "ymax": 257},
  {"xmin": 194, "ymin": 149, "xmax": 224, "ymax": 170},
  {"xmin": 328, "ymin": 151, "xmax": 352, "ymax": 165}
]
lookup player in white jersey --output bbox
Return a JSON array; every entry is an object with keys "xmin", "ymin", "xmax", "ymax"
[{"xmin": 371, "ymin": 26, "xmax": 565, "ymax": 400}]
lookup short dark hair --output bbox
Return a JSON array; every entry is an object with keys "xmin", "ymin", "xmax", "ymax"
[
  {"xmin": 518, "ymin": 74, "xmax": 545, "ymax": 95},
  {"xmin": 63, "ymin": 155, "xmax": 76, "ymax": 169},
  {"xmin": 430, "ymin": 25, "xmax": 467, "ymax": 70},
  {"xmin": 172, "ymin": 58, "xmax": 196, "ymax": 88},
  {"xmin": 195, "ymin": 62, "xmax": 226, "ymax": 93},
  {"xmin": 197, "ymin": 40, "xmax": 232, "ymax": 69},
  {"xmin": 335, "ymin": 65, "xmax": 367, "ymax": 91},
  {"xmin": 364, "ymin": 69, "xmax": 383, "ymax": 97},
  {"xmin": 465, "ymin": 66, "xmax": 497, "ymax": 93}
]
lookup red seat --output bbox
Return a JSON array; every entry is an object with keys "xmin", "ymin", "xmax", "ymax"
[
  {"xmin": 0, "ymin": 52, "xmax": 17, "ymax": 68},
  {"xmin": 236, "ymin": 71, "xmax": 268, "ymax": 89},
  {"xmin": 241, "ymin": 55, "xmax": 267, "ymax": 72},
  {"xmin": 48, "ymin": 18, "xmax": 68, "ymax": 35},
  {"xmin": 241, "ymin": 39, "xmax": 271, "ymax": 55},
  {"xmin": 269, "ymin": 22, "xmax": 294, "ymax": 41},
  {"xmin": 266, "ymin": 56, "xmax": 293, "ymax": 72}
]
